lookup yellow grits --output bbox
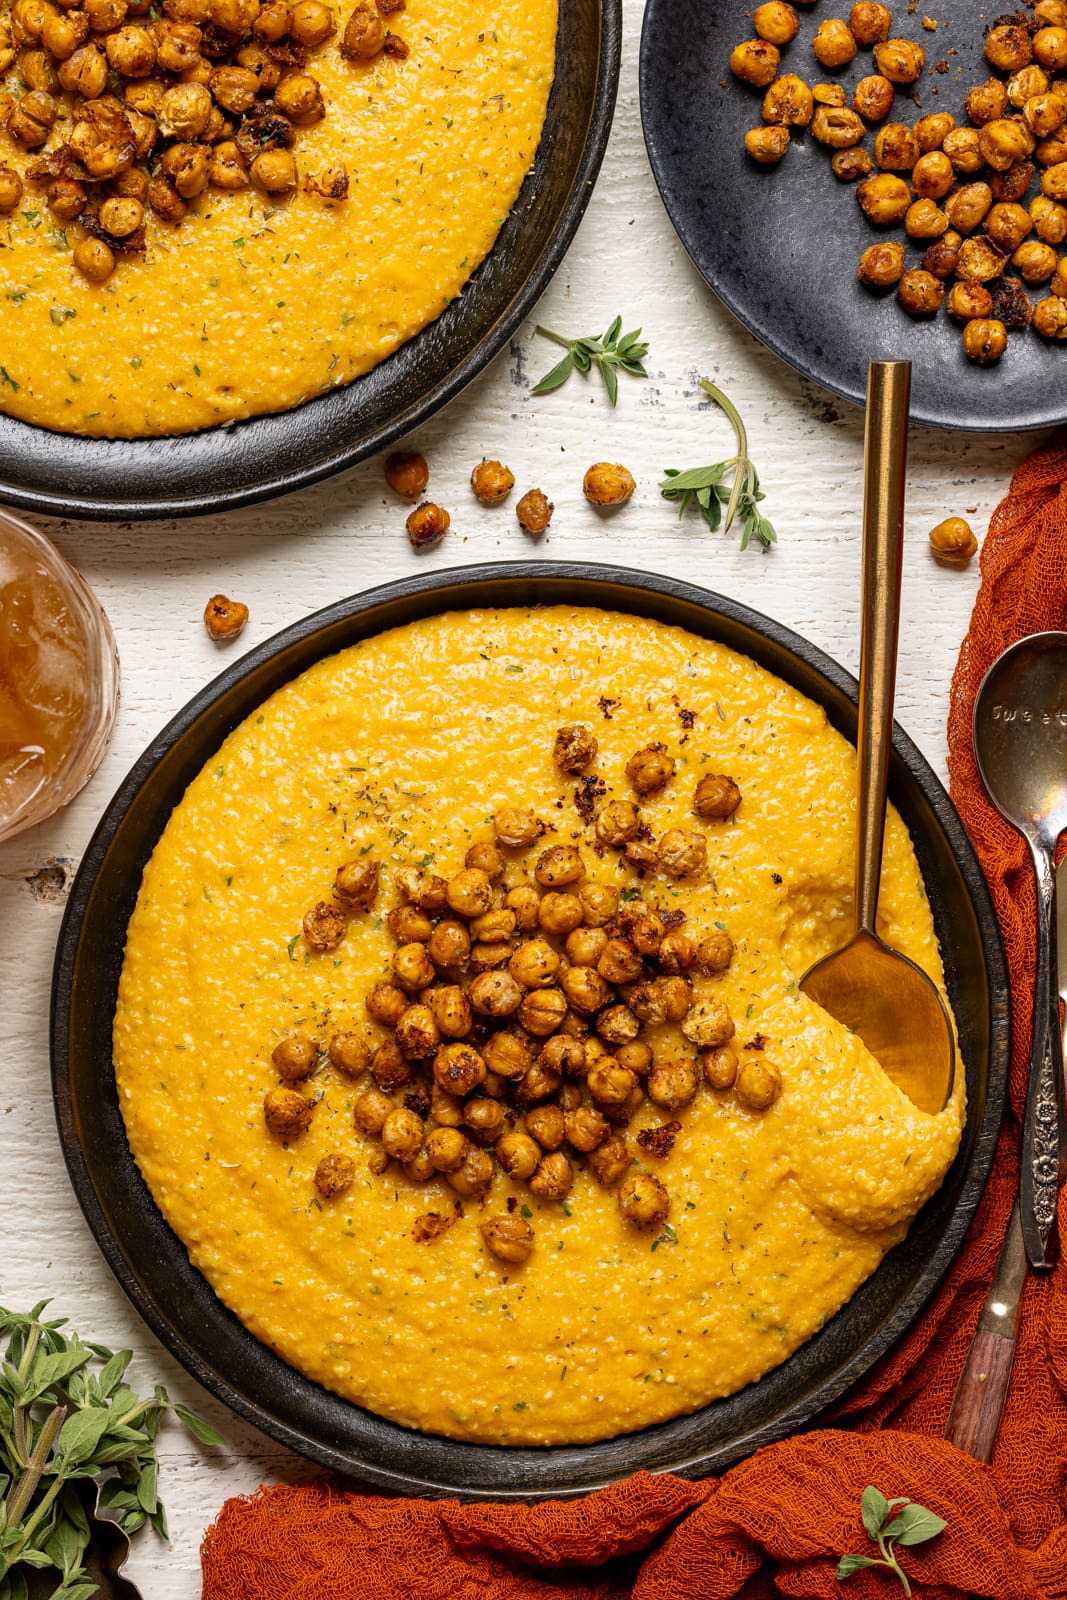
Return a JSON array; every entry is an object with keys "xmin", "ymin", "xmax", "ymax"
[
  {"xmin": 0, "ymin": 0, "xmax": 555, "ymax": 437},
  {"xmin": 113, "ymin": 607, "xmax": 964, "ymax": 1446}
]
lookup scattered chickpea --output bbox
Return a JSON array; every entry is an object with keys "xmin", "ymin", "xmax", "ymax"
[
  {"xmin": 272, "ymin": 1034, "xmax": 317, "ymax": 1082},
  {"xmin": 858, "ymin": 241, "xmax": 906, "ymax": 287},
  {"xmin": 447, "ymin": 1146, "xmax": 494, "ymax": 1197},
  {"xmin": 946, "ymin": 281, "xmax": 994, "ymax": 322},
  {"xmin": 857, "ymin": 173, "xmax": 912, "ymax": 226},
  {"xmin": 1014, "ymin": 238, "xmax": 1059, "ymax": 283},
  {"xmin": 943, "ymin": 128, "xmax": 984, "ymax": 175},
  {"xmin": 495, "ymin": 1130, "xmax": 541, "ymax": 1179},
  {"xmin": 897, "ymin": 268, "xmax": 945, "ymax": 316},
  {"xmin": 353, "ymin": 1086, "xmax": 393, "ymax": 1135},
  {"xmin": 873, "ymin": 37, "xmax": 924, "ymax": 83},
  {"xmin": 315, "ymin": 1153, "xmax": 355, "ymax": 1198},
  {"xmin": 764, "ymin": 74, "xmax": 814, "ymax": 128},
  {"xmin": 647, "ymin": 1058, "xmax": 700, "ymax": 1111},
  {"xmin": 385, "ymin": 451, "xmax": 429, "ymax": 499},
  {"xmin": 340, "ymin": 0, "xmax": 384, "ymax": 58},
  {"xmin": 264, "ymin": 1086, "xmax": 314, "ymax": 1138},
  {"xmin": 729, "ymin": 38, "xmax": 780, "ymax": 88},
  {"xmin": 745, "ymin": 125, "xmax": 791, "ymax": 164},
  {"xmin": 956, "ymin": 236, "xmax": 1006, "ymax": 283},
  {"xmin": 702, "ymin": 1043, "xmax": 739, "ymax": 1090},
  {"xmin": 962, "ymin": 318, "xmax": 1008, "ymax": 363},
  {"xmin": 984, "ymin": 24, "xmax": 1031, "ymax": 74},
  {"xmin": 334, "ymin": 856, "xmax": 379, "ymax": 910},
  {"xmin": 812, "ymin": 106, "xmax": 866, "ymax": 148},
  {"xmin": 849, "ymin": 1, "xmax": 891, "ymax": 47},
  {"xmin": 587, "ymin": 1133, "xmax": 630, "ymax": 1187},
  {"xmin": 534, "ymin": 844, "xmax": 584, "ymax": 888},
  {"xmin": 553, "ymin": 723, "xmax": 598, "ymax": 772},
  {"xmin": 657, "ymin": 828, "xmax": 708, "ymax": 880},
  {"xmin": 202, "ymin": 594, "xmax": 249, "ymax": 640},
  {"xmin": 618, "ymin": 1172, "xmax": 670, "ymax": 1229},
  {"xmin": 695, "ymin": 929, "xmax": 734, "ymax": 975},
  {"xmin": 681, "ymin": 997, "xmax": 735, "ymax": 1049},
  {"xmin": 329, "ymin": 1032, "xmax": 371, "ymax": 1076},
  {"xmin": 1033, "ymin": 294, "xmax": 1067, "ymax": 337},
  {"xmin": 853, "ymin": 74, "xmax": 894, "ymax": 123},
  {"xmin": 904, "ymin": 199, "xmax": 949, "ymax": 241},
  {"xmin": 812, "ymin": 18, "xmax": 857, "ymax": 69},
  {"xmin": 914, "ymin": 112, "xmax": 955, "ymax": 152},
  {"xmin": 74, "ymin": 236, "xmax": 115, "ymax": 283},
  {"xmin": 736, "ymin": 1057, "xmax": 783, "ymax": 1110},
  {"xmin": 406, "ymin": 503, "xmax": 450, "ymax": 550},
  {"xmin": 302, "ymin": 900, "xmax": 346, "ymax": 952},
  {"xmin": 875, "ymin": 122, "xmax": 920, "ymax": 173},
  {"xmin": 481, "ymin": 1214, "xmax": 534, "ymax": 1263},
  {"xmin": 929, "ymin": 516, "xmax": 978, "ymax": 560},
  {"xmin": 583, "ymin": 462, "xmax": 636, "ymax": 507},
  {"xmin": 470, "ymin": 459, "xmax": 515, "ymax": 504},
  {"xmin": 516, "ymin": 488, "xmax": 553, "ymax": 534},
  {"xmin": 832, "ymin": 148, "xmax": 873, "ymax": 182},
  {"xmin": 753, "ymin": 0, "xmax": 799, "ymax": 46}
]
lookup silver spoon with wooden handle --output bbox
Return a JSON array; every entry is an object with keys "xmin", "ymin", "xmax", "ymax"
[{"xmin": 800, "ymin": 359, "xmax": 955, "ymax": 1117}]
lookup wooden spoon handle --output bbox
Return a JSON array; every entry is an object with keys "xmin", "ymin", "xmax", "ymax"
[{"xmin": 943, "ymin": 1331, "xmax": 1016, "ymax": 1463}]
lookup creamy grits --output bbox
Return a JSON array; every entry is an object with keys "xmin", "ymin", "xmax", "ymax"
[{"xmin": 113, "ymin": 607, "xmax": 964, "ymax": 1446}]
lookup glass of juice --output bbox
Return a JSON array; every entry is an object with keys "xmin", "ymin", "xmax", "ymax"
[{"xmin": 0, "ymin": 508, "xmax": 119, "ymax": 843}]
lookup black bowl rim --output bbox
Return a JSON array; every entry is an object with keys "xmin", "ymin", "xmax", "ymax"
[
  {"xmin": 0, "ymin": 4, "xmax": 621, "ymax": 522},
  {"xmin": 637, "ymin": 0, "xmax": 1054, "ymax": 435},
  {"xmin": 51, "ymin": 560, "xmax": 1010, "ymax": 1497}
]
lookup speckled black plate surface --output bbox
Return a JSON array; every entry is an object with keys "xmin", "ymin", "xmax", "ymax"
[
  {"xmin": 0, "ymin": 0, "xmax": 619, "ymax": 521},
  {"xmin": 640, "ymin": 0, "xmax": 1063, "ymax": 431},
  {"xmin": 51, "ymin": 564, "xmax": 1009, "ymax": 1500}
]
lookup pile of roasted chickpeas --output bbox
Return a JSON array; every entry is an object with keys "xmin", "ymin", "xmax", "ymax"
[
  {"xmin": 733, "ymin": 0, "xmax": 1067, "ymax": 361},
  {"xmin": 263, "ymin": 724, "xmax": 783, "ymax": 1265},
  {"xmin": 0, "ymin": 0, "xmax": 408, "ymax": 284}
]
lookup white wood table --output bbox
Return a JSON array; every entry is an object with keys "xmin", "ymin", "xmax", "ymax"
[{"xmin": 0, "ymin": 7, "xmax": 1038, "ymax": 1593}]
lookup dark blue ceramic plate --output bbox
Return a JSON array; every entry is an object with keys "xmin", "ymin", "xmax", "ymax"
[{"xmin": 640, "ymin": 0, "xmax": 1063, "ymax": 432}]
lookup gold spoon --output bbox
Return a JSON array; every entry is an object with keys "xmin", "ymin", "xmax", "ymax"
[{"xmin": 799, "ymin": 360, "xmax": 955, "ymax": 1116}]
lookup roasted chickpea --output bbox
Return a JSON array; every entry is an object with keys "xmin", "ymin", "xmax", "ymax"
[
  {"xmin": 592, "ymin": 938, "xmax": 638, "ymax": 986},
  {"xmin": 252, "ymin": 0, "xmax": 290, "ymax": 35},
  {"xmin": 585, "ymin": 1060, "xmax": 637, "ymax": 1107},
  {"xmin": 19, "ymin": 47, "xmax": 57, "ymax": 90},
  {"xmin": 1036, "ymin": 28, "xmax": 1067, "ymax": 71},
  {"xmin": 558, "ymin": 1106, "xmax": 606, "ymax": 1155},
  {"xmin": 625, "ymin": 744, "xmax": 674, "ymax": 796},
  {"xmin": 432, "ymin": 1041, "xmax": 485, "ymax": 1097},
  {"xmin": 525, "ymin": 1103, "xmax": 565, "ymax": 1151},
  {"xmin": 905, "ymin": 199, "xmax": 949, "ymax": 240},
  {"xmin": 945, "ymin": 183, "xmax": 994, "ymax": 235},
  {"xmin": 984, "ymin": 23, "xmax": 1031, "ymax": 74},
  {"xmin": 507, "ymin": 937, "xmax": 559, "ymax": 990},
  {"xmin": 404, "ymin": 501, "xmax": 449, "ymax": 549},
  {"xmin": 0, "ymin": 168, "xmax": 24, "ymax": 213},
  {"xmin": 832, "ymin": 148, "xmax": 874, "ymax": 181},
  {"xmin": 857, "ymin": 240, "xmax": 906, "ymax": 285},
  {"xmin": 271, "ymin": 1034, "xmax": 317, "ymax": 1082},
  {"xmin": 529, "ymin": 1151, "xmax": 573, "ymax": 1202},
  {"xmin": 702, "ymin": 1043, "xmax": 739, "ymax": 1090},
  {"xmin": 440, "ymin": 868, "xmax": 490, "ymax": 918},
  {"xmin": 489, "ymin": 1134, "xmax": 540, "ymax": 1189},
  {"xmin": 105, "ymin": 22, "xmax": 155, "ymax": 71},
  {"xmin": 430, "ymin": 1082, "xmax": 464, "ymax": 1127},
  {"xmin": 236, "ymin": 40, "xmax": 282, "ymax": 86},
  {"xmin": 42, "ymin": 8, "xmax": 88, "ymax": 54},
  {"xmin": 288, "ymin": 0, "xmax": 332, "ymax": 42},
  {"xmin": 378, "ymin": 452, "xmax": 429, "ymax": 503},
  {"xmin": 986, "ymin": 201, "xmax": 1034, "ymax": 254},
  {"xmin": 911, "ymin": 150, "xmax": 954, "ymax": 200},
  {"xmin": 463, "ymin": 1096, "xmax": 505, "ymax": 1144},
  {"xmin": 681, "ymin": 996, "xmax": 735, "ymax": 1049},
  {"xmin": 98, "ymin": 196, "xmax": 144, "ymax": 237},
  {"xmin": 519, "ymin": 987, "xmax": 568, "ymax": 1037},
  {"xmin": 873, "ymin": 37, "xmax": 923, "ymax": 83},
  {"xmin": 314, "ymin": 1153, "xmax": 355, "ymax": 1198},
  {"xmin": 534, "ymin": 845, "xmax": 584, "ymax": 888},
  {"xmin": 327, "ymin": 1031, "xmax": 370, "ymax": 1077},
  {"xmin": 481, "ymin": 1029, "xmax": 530, "ymax": 1081},
  {"xmin": 745, "ymin": 125, "xmax": 791, "ymax": 164},
  {"xmin": 583, "ymin": 462, "xmax": 636, "ymax": 507},
  {"xmin": 849, "ymin": 1, "xmax": 891, "ymax": 45},
  {"xmin": 857, "ymin": 171, "xmax": 911, "ymax": 223},
  {"xmin": 619, "ymin": 1172, "xmax": 670, "ymax": 1229},
  {"xmin": 896, "ymin": 268, "xmax": 944, "ymax": 316},
  {"xmin": 264, "ymin": 1085, "xmax": 314, "ymax": 1137},
  {"xmin": 366, "ymin": 980, "xmax": 407, "ymax": 1026},
  {"xmin": 481, "ymin": 1214, "xmax": 534, "ymax": 1263},
  {"xmin": 956, "ymin": 235, "xmax": 1007, "ymax": 282},
  {"xmin": 1036, "ymin": 0, "xmax": 1067, "ymax": 24},
  {"xmin": 914, "ymin": 111, "xmax": 955, "ymax": 152},
  {"xmin": 9, "ymin": 89, "xmax": 56, "ymax": 146},
  {"xmin": 1042, "ymin": 161, "xmax": 1067, "ymax": 200},
  {"xmin": 1032, "ymin": 195, "xmax": 1067, "ymax": 244},
  {"xmin": 579, "ymin": 883, "xmax": 619, "ymax": 927},
  {"xmin": 581, "ymin": 1132, "xmax": 626, "ymax": 1187},
  {"xmin": 448, "ymin": 1146, "xmax": 494, "ymax": 1196},
  {"xmin": 943, "ymin": 127, "xmax": 984, "ymax": 175},
  {"xmin": 980, "ymin": 120, "xmax": 1034, "ymax": 173},
  {"xmin": 813, "ymin": 82, "xmax": 848, "ymax": 107},
  {"xmin": 333, "ymin": 856, "xmax": 379, "ymax": 910},
  {"xmin": 729, "ymin": 37, "xmax": 780, "ymax": 88},
  {"xmin": 470, "ymin": 908, "xmax": 516, "ymax": 943},
  {"xmin": 753, "ymin": 0, "xmax": 798, "ymax": 45},
  {"xmin": 594, "ymin": 1005, "xmax": 638, "ymax": 1047},
  {"xmin": 371, "ymin": 1040, "xmax": 411, "ymax": 1092},
  {"xmin": 591, "ymin": 800, "xmax": 636, "ymax": 849},
  {"xmin": 1034, "ymin": 294, "xmax": 1067, "ymax": 336},
  {"xmin": 390, "ymin": 941, "xmax": 433, "ymax": 992},
  {"xmin": 812, "ymin": 105, "xmax": 866, "ymax": 147},
  {"xmin": 460, "ymin": 458, "xmax": 517, "ymax": 511},
  {"xmin": 507, "ymin": 485, "xmax": 554, "ymax": 538},
  {"xmin": 501, "ymin": 885, "xmax": 539, "ymax": 935},
  {"xmin": 736, "ymin": 1056, "xmax": 783, "ymax": 1110},
  {"xmin": 159, "ymin": 141, "xmax": 210, "ymax": 199},
  {"xmin": 693, "ymin": 930, "xmax": 734, "ymax": 977},
  {"xmin": 1014, "ymin": 238, "xmax": 1059, "ymax": 281},
  {"xmin": 353, "ymin": 1085, "xmax": 393, "ymax": 1135},
  {"xmin": 811, "ymin": 17, "xmax": 856, "ymax": 69},
  {"xmin": 250, "ymin": 147, "xmax": 296, "ymax": 195},
  {"xmin": 763, "ymin": 74, "xmax": 814, "ymax": 128},
  {"xmin": 647, "ymin": 1057, "xmax": 700, "ymax": 1111},
  {"xmin": 536, "ymin": 1038, "xmax": 583, "ymax": 1083},
  {"xmin": 395, "ymin": 1004, "xmax": 439, "ymax": 1060},
  {"xmin": 423, "ymin": 1126, "xmax": 467, "ymax": 1173},
  {"xmin": 928, "ymin": 516, "xmax": 978, "ymax": 558},
  {"xmin": 466, "ymin": 970, "xmax": 521, "ymax": 1018},
  {"xmin": 460, "ymin": 843, "xmax": 502, "ymax": 886},
  {"xmin": 85, "ymin": 0, "xmax": 128, "ymax": 25},
  {"xmin": 853, "ymin": 73, "xmax": 894, "ymax": 122},
  {"xmin": 340, "ymin": 0, "xmax": 382, "ymax": 56},
  {"xmin": 874, "ymin": 121, "xmax": 919, "ymax": 171},
  {"xmin": 962, "ymin": 318, "xmax": 1008, "ymax": 363},
  {"xmin": 535, "ymin": 891, "xmax": 581, "ymax": 937}
]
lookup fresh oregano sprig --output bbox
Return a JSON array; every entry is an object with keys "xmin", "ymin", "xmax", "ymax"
[
  {"xmin": 531, "ymin": 315, "xmax": 649, "ymax": 406},
  {"xmin": 659, "ymin": 379, "xmax": 777, "ymax": 551},
  {"xmin": 0, "ymin": 1301, "xmax": 225, "ymax": 1600},
  {"xmin": 836, "ymin": 1485, "xmax": 947, "ymax": 1597}
]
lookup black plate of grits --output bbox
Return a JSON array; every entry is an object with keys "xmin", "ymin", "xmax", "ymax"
[
  {"xmin": 640, "ymin": 0, "xmax": 1066, "ymax": 432},
  {"xmin": 51, "ymin": 563, "xmax": 1010, "ymax": 1500},
  {"xmin": 0, "ymin": 0, "xmax": 619, "ymax": 520}
]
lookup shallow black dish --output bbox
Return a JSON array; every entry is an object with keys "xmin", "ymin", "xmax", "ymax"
[
  {"xmin": 0, "ymin": 1, "xmax": 619, "ymax": 522},
  {"xmin": 640, "ymin": 0, "xmax": 1062, "ymax": 432},
  {"xmin": 52, "ymin": 562, "xmax": 1009, "ymax": 1499}
]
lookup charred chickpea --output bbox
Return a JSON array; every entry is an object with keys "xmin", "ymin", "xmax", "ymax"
[
  {"xmin": 1014, "ymin": 238, "xmax": 1059, "ymax": 282},
  {"xmin": 1026, "ymin": 93, "xmax": 1066, "ymax": 140},
  {"xmin": 395, "ymin": 1004, "xmax": 440, "ymax": 1060},
  {"xmin": 905, "ymin": 199, "xmax": 949, "ymax": 240},
  {"xmin": 393, "ymin": 941, "xmax": 436, "ymax": 991},
  {"xmin": 371, "ymin": 1040, "xmax": 410, "ymax": 1092},
  {"xmin": 962, "ymin": 318, "xmax": 1008, "ymax": 363},
  {"xmin": 929, "ymin": 516, "xmax": 978, "ymax": 559},
  {"xmin": 832, "ymin": 148, "xmax": 873, "ymax": 181},
  {"xmin": 911, "ymin": 151, "xmax": 954, "ymax": 199},
  {"xmin": 510, "ymin": 937, "xmax": 560, "ymax": 989},
  {"xmin": 470, "ymin": 459, "xmax": 514, "ymax": 504},
  {"xmin": 745, "ymin": 125, "xmax": 790, "ymax": 164},
  {"xmin": 853, "ymin": 74, "xmax": 894, "ymax": 122},
  {"xmin": 433, "ymin": 1041, "xmax": 487, "ymax": 1097},
  {"xmin": 264, "ymin": 1086, "xmax": 313, "ymax": 1137},
  {"xmin": 1032, "ymin": 195, "xmax": 1067, "ymax": 243},
  {"xmin": 0, "ymin": 168, "xmax": 24, "ymax": 212},
  {"xmin": 236, "ymin": 42, "xmax": 282, "ymax": 87},
  {"xmin": 329, "ymin": 1032, "xmax": 370, "ymax": 1076},
  {"xmin": 469, "ymin": 969, "xmax": 523, "ymax": 1017},
  {"xmin": 314, "ymin": 1153, "xmax": 355, "ymax": 1199},
  {"xmin": 334, "ymin": 856, "xmax": 379, "ymax": 910},
  {"xmin": 551, "ymin": 725, "xmax": 599, "ymax": 778},
  {"xmin": 753, "ymin": 0, "xmax": 798, "ymax": 45},
  {"xmin": 525, "ymin": 1103, "xmax": 565, "ymax": 1150},
  {"xmin": 579, "ymin": 882, "xmax": 619, "ymax": 927},
  {"xmin": 858, "ymin": 240, "xmax": 906, "ymax": 286},
  {"xmin": 849, "ymin": 0, "xmax": 891, "ymax": 45},
  {"xmin": 161, "ymin": 142, "xmax": 211, "ymax": 200},
  {"xmin": 534, "ymin": 845, "xmax": 584, "ymax": 888},
  {"xmin": 540, "ymin": 1035, "xmax": 586, "ymax": 1078},
  {"xmin": 529, "ymin": 1151, "xmax": 573, "ymax": 1202},
  {"xmin": 596, "ymin": 1005, "xmax": 641, "ymax": 1046},
  {"xmin": 481, "ymin": 1215, "xmax": 534, "ymax": 1264},
  {"xmin": 516, "ymin": 488, "xmax": 553, "ymax": 534},
  {"xmin": 762, "ymin": 75, "xmax": 814, "ymax": 129},
  {"xmin": 448, "ymin": 1147, "xmax": 494, "ymax": 1197},
  {"xmin": 914, "ymin": 111, "xmax": 955, "ymax": 152},
  {"xmin": 945, "ymin": 184, "xmax": 994, "ymax": 235},
  {"xmin": 597, "ymin": 938, "xmax": 643, "ymax": 985},
  {"xmin": 874, "ymin": 122, "xmax": 919, "ymax": 172},
  {"xmin": 583, "ymin": 462, "xmax": 636, "ymax": 506},
  {"xmin": 812, "ymin": 106, "xmax": 865, "ymax": 147},
  {"xmin": 353, "ymin": 1085, "xmax": 393, "ymax": 1135},
  {"xmin": 289, "ymin": 0, "xmax": 333, "ymax": 43},
  {"xmin": 729, "ymin": 37, "xmax": 780, "ymax": 88},
  {"xmin": 811, "ymin": 18, "xmax": 856, "ymax": 69},
  {"xmin": 519, "ymin": 988, "xmax": 568, "ymax": 1037},
  {"xmin": 564, "ymin": 1104, "xmax": 610, "ymax": 1152},
  {"xmin": 619, "ymin": 1172, "xmax": 670, "ymax": 1229},
  {"xmin": 896, "ymin": 268, "xmax": 944, "ymax": 316},
  {"xmin": 406, "ymin": 502, "xmax": 450, "ymax": 550},
  {"xmin": 99, "ymin": 196, "xmax": 144, "ymax": 236},
  {"xmin": 702, "ymin": 1042, "xmax": 739, "ymax": 1090},
  {"xmin": 944, "ymin": 127, "xmax": 984, "ymax": 175},
  {"xmin": 620, "ymin": 903, "xmax": 665, "ymax": 955},
  {"xmin": 736, "ymin": 1056, "xmax": 783, "ymax": 1110},
  {"xmin": 648, "ymin": 1058, "xmax": 700, "ymax": 1111},
  {"xmin": 984, "ymin": 23, "xmax": 1031, "ymax": 73},
  {"xmin": 873, "ymin": 37, "xmax": 923, "ymax": 82},
  {"xmin": 957, "ymin": 236, "xmax": 1007, "ymax": 282}
]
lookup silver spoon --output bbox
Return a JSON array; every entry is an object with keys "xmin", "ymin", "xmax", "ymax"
[{"xmin": 973, "ymin": 631, "xmax": 1067, "ymax": 1268}]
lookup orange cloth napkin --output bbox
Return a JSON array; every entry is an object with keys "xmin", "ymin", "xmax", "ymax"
[{"xmin": 201, "ymin": 436, "xmax": 1067, "ymax": 1600}]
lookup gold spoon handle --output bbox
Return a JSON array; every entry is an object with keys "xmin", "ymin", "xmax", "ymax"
[{"xmin": 856, "ymin": 360, "xmax": 911, "ymax": 936}]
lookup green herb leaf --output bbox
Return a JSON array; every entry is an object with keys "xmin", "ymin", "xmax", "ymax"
[
  {"xmin": 171, "ymin": 1405, "xmax": 226, "ymax": 1446},
  {"xmin": 884, "ymin": 1504, "xmax": 947, "ymax": 1547},
  {"xmin": 659, "ymin": 380, "xmax": 778, "ymax": 553},
  {"xmin": 531, "ymin": 318, "xmax": 649, "ymax": 407},
  {"xmin": 836, "ymin": 1554, "xmax": 878, "ymax": 1580},
  {"xmin": 861, "ymin": 1486, "xmax": 891, "ymax": 1539}
]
